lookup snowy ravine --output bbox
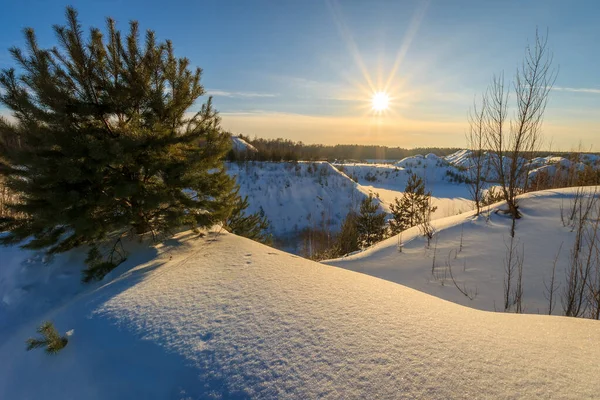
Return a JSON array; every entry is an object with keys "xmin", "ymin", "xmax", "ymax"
[
  {"xmin": 1, "ymin": 230, "xmax": 600, "ymax": 399},
  {"xmin": 226, "ymin": 158, "xmax": 470, "ymax": 250},
  {"xmin": 225, "ymin": 151, "xmax": 600, "ymax": 254},
  {"xmin": 324, "ymin": 187, "xmax": 600, "ymax": 315},
  {"xmin": 226, "ymin": 161, "xmax": 377, "ymax": 236},
  {"xmin": 332, "ymin": 157, "xmax": 473, "ymax": 219}
]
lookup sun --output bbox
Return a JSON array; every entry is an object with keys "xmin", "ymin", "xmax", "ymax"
[{"xmin": 371, "ymin": 92, "xmax": 390, "ymax": 112}]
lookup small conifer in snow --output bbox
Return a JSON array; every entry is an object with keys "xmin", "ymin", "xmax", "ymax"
[
  {"xmin": 389, "ymin": 174, "xmax": 437, "ymax": 235},
  {"xmin": 356, "ymin": 193, "xmax": 386, "ymax": 248},
  {"xmin": 224, "ymin": 190, "xmax": 271, "ymax": 244},
  {"xmin": 26, "ymin": 322, "xmax": 71, "ymax": 354}
]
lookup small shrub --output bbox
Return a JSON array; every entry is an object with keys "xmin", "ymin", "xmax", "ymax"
[{"xmin": 26, "ymin": 321, "xmax": 69, "ymax": 354}]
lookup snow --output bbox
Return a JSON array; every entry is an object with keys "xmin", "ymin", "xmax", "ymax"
[
  {"xmin": 226, "ymin": 161, "xmax": 380, "ymax": 240},
  {"xmin": 324, "ymin": 187, "xmax": 600, "ymax": 315},
  {"xmin": 444, "ymin": 149, "xmax": 600, "ymax": 183},
  {"xmin": 224, "ymin": 152, "xmax": 600, "ymax": 254},
  {"xmin": 225, "ymin": 160, "xmax": 471, "ymax": 252},
  {"xmin": 444, "ymin": 149, "xmax": 472, "ymax": 166},
  {"xmin": 333, "ymin": 162, "xmax": 473, "ymax": 219},
  {"xmin": 1, "ymin": 229, "xmax": 600, "ymax": 399},
  {"xmin": 230, "ymin": 135, "xmax": 258, "ymax": 153}
]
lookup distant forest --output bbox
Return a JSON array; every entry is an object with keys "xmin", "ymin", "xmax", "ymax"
[
  {"xmin": 229, "ymin": 134, "xmax": 461, "ymax": 162},
  {"xmin": 228, "ymin": 134, "xmax": 586, "ymax": 162}
]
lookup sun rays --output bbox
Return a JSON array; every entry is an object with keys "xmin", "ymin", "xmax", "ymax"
[
  {"xmin": 326, "ymin": 0, "xmax": 430, "ymax": 117},
  {"xmin": 371, "ymin": 92, "xmax": 390, "ymax": 112}
]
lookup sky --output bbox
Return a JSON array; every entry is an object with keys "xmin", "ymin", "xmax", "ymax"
[{"xmin": 1, "ymin": 0, "xmax": 599, "ymax": 150}]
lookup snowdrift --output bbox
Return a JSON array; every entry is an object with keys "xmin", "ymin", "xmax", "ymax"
[
  {"xmin": 324, "ymin": 187, "xmax": 600, "ymax": 315},
  {"xmin": 1, "ymin": 230, "xmax": 599, "ymax": 399}
]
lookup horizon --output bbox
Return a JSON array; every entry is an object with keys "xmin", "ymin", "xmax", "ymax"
[
  {"xmin": 1, "ymin": 0, "xmax": 599, "ymax": 150},
  {"xmin": 236, "ymin": 134, "xmax": 599, "ymax": 154}
]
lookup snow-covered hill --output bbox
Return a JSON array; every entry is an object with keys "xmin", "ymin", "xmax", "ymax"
[
  {"xmin": 333, "ymin": 160, "xmax": 473, "ymax": 219},
  {"xmin": 1, "ymin": 230, "xmax": 599, "ymax": 399},
  {"xmin": 226, "ymin": 160, "xmax": 470, "ymax": 251},
  {"xmin": 443, "ymin": 149, "xmax": 600, "ymax": 183},
  {"xmin": 324, "ymin": 187, "xmax": 600, "ymax": 315},
  {"xmin": 227, "ymin": 161, "xmax": 379, "ymax": 238},
  {"xmin": 230, "ymin": 135, "xmax": 258, "ymax": 153},
  {"xmin": 225, "ymin": 152, "xmax": 599, "ymax": 253},
  {"xmin": 337, "ymin": 153, "xmax": 464, "ymax": 185}
]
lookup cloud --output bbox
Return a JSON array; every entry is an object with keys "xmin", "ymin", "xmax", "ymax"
[
  {"xmin": 553, "ymin": 87, "xmax": 600, "ymax": 95},
  {"xmin": 206, "ymin": 90, "xmax": 277, "ymax": 98}
]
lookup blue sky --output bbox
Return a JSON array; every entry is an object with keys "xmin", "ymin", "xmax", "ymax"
[{"xmin": 1, "ymin": 0, "xmax": 599, "ymax": 149}]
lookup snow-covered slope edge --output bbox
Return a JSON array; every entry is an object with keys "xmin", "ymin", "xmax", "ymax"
[
  {"xmin": 230, "ymin": 135, "xmax": 258, "ymax": 153},
  {"xmin": 332, "ymin": 161, "xmax": 473, "ymax": 219},
  {"xmin": 324, "ymin": 187, "xmax": 600, "ymax": 315},
  {"xmin": 227, "ymin": 161, "xmax": 379, "ymax": 237},
  {"xmin": 1, "ymin": 230, "xmax": 599, "ymax": 399}
]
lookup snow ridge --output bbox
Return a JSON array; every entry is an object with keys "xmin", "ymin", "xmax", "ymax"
[{"xmin": 2, "ymin": 230, "xmax": 599, "ymax": 399}]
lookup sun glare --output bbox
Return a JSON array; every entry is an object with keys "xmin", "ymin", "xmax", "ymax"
[{"xmin": 371, "ymin": 92, "xmax": 390, "ymax": 112}]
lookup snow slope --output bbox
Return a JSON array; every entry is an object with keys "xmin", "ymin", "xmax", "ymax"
[
  {"xmin": 444, "ymin": 149, "xmax": 600, "ymax": 183},
  {"xmin": 1, "ymin": 230, "xmax": 599, "ymax": 399},
  {"xmin": 227, "ymin": 161, "xmax": 378, "ymax": 237},
  {"xmin": 333, "ymin": 162, "xmax": 473, "ymax": 219},
  {"xmin": 226, "ymin": 152, "xmax": 600, "ymax": 251},
  {"xmin": 324, "ymin": 187, "xmax": 600, "ymax": 315},
  {"xmin": 337, "ymin": 154, "xmax": 463, "ymax": 185},
  {"xmin": 230, "ymin": 135, "xmax": 258, "ymax": 153}
]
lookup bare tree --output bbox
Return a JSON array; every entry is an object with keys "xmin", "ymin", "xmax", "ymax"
[
  {"xmin": 503, "ymin": 235, "xmax": 524, "ymax": 312},
  {"xmin": 544, "ymin": 242, "xmax": 562, "ymax": 315},
  {"xmin": 514, "ymin": 242, "xmax": 525, "ymax": 313},
  {"xmin": 446, "ymin": 250, "xmax": 478, "ymax": 301},
  {"xmin": 431, "ymin": 234, "xmax": 439, "ymax": 275},
  {"xmin": 481, "ymin": 29, "xmax": 558, "ymax": 235},
  {"xmin": 562, "ymin": 188, "xmax": 599, "ymax": 317},
  {"xmin": 466, "ymin": 96, "xmax": 488, "ymax": 215},
  {"xmin": 419, "ymin": 196, "xmax": 436, "ymax": 248}
]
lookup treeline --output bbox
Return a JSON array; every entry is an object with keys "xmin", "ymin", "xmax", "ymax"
[
  {"xmin": 228, "ymin": 134, "xmax": 590, "ymax": 163},
  {"xmin": 529, "ymin": 164, "xmax": 600, "ymax": 191},
  {"xmin": 228, "ymin": 134, "xmax": 462, "ymax": 162}
]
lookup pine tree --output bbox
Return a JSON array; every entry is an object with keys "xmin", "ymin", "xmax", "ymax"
[
  {"xmin": 336, "ymin": 210, "xmax": 360, "ymax": 255},
  {"xmin": 0, "ymin": 8, "xmax": 237, "ymax": 280},
  {"xmin": 26, "ymin": 321, "xmax": 69, "ymax": 354},
  {"xmin": 389, "ymin": 174, "xmax": 437, "ymax": 235},
  {"xmin": 356, "ymin": 193, "xmax": 386, "ymax": 248},
  {"xmin": 224, "ymin": 190, "xmax": 271, "ymax": 244}
]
